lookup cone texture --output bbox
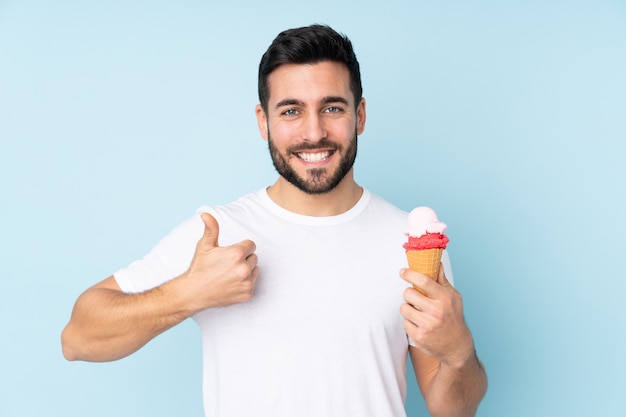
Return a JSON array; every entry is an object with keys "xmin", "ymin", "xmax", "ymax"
[{"xmin": 406, "ymin": 248, "xmax": 443, "ymax": 294}]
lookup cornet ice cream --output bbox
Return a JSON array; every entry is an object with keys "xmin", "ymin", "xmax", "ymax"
[{"xmin": 403, "ymin": 207, "xmax": 449, "ymax": 294}]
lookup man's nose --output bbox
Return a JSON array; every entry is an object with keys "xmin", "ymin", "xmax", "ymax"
[{"xmin": 301, "ymin": 113, "xmax": 326, "ymax": 142}]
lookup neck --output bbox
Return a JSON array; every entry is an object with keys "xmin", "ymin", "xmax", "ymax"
[{"xmin": 267, "ymin": 172, "xmax": 363, "ymax": 217}]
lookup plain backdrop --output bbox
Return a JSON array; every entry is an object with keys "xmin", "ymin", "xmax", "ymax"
[{"xmin": 1, "ymin": 1, "xmax": 625, "ymax": 416}]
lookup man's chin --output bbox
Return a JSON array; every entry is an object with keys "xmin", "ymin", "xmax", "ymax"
[{"xmin": 288, "ymin": 178, "xmax": 337, "ymax": 195}]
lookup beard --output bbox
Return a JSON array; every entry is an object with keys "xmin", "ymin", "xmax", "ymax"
[{"xmin": 268, "ymin": 130, "xmax": 358, "ymax": 195}]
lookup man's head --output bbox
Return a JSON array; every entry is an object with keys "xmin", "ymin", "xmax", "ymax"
[
  {"xmin": 256, "ymin": 25, "xmax": 366, "ymax": 196},
  {"xmin": 258, "ymin": 24, "xmax": 362, "ymax": 115}
]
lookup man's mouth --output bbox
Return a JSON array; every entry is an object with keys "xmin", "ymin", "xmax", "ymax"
[{"xmin": 296, "ymin": 151, "xmax": 333, "ymax": 163}]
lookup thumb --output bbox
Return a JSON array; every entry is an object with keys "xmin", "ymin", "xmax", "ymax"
[
  {"xmin": 437, "ymin": 263, "xmax": 451, "ymax": 287},
  {"xmin": 200, "ymin": 212, "xmax": 220, "ymax": 249}
]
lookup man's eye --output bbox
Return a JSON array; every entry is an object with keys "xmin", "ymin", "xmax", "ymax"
[
  {"xmin": 324, "ymin": 106, "xmax": 342, "ymax": 113},
  {"xmin": 283, "ymin": 108, "xmax": 299, "ymax": 116}
]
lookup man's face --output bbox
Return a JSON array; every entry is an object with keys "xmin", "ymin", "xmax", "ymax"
[{"xmin": 256, "ymin": 61, "xmax": 366, "ymax": 195}]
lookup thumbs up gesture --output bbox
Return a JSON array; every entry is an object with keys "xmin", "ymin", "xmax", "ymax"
[{"xmin": 183, "ymin": 212, "xmax": 259, "ymax": 311}]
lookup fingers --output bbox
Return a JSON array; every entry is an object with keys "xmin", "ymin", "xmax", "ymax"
[
  {"xmin": 200, "ymin": 213, "xmax": 257, "ymax": 257},
  {"xmin": 244, "ymin": 252, "xmax": 258, "ymax": 266},
  {"xmin": 200, "ymin": 212, "xmax": 220, "ymax": 249},
  {"xmin": 400, "ymin": 302, "xmax": 422, "ymax": 326},
  {"xmin": 400, "ymin": 265, "xmax": 449, "ymax": 297},
  {"xmin": 400, "ymin": 268, "xmax": 435, "ymax": 296},
  {"xmin": 235, "ymin": 239, "xmax": 257, "ymax": 259},
  {"xmin": 402, "ymin": 283, "xmax": 427, "ymax": 309}
]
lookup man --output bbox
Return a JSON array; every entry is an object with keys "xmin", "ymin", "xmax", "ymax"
[{"xmin": 62, "ymin": 24, "xmax": 487, "ymax": 416}]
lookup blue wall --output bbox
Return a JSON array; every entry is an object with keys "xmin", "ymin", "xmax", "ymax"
[{"xmin": 1, "ymin": 1, "xmax": 625, "ymax": 416}]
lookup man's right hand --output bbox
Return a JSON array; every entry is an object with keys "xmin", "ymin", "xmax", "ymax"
[
  {"xmin": 61, "ymin": 212, "xmax": 258, "ymax": 362},
  {"xmin": 182, "ymin": 212, "xmax": 259, "ymax": 312}
]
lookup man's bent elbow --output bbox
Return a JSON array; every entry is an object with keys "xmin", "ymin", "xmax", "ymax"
[
  {"xmin": 61, "ymin": 323, "xmax": 97, "ymax": 361},
  {"xmin": 61, "ymin": 324, "xmax": 84, "ymax": 361},
  {"xmin": 61, "ymin": 323, "xmax": 137, "ymax": 362}
]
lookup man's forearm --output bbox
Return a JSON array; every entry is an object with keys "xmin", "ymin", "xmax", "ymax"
[
  {"xmin": 61, "ymin": 278, "xmax": 193, "ymax": 362},
  {"xmin": 424, "ymin": 350, "xmax": 487, "ymax": 417}
]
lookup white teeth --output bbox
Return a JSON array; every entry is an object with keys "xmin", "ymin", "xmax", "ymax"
[{"xmin": 297, "ymin": 151, "xmax": 330, "ymax": 162}]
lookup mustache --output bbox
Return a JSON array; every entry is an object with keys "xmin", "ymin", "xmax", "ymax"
[{"xmin": 286, "ymin": 139, "xmax": 341, "ymax": 153}]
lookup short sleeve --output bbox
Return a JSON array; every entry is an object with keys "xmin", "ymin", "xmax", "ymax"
[{"xmin": 113, "ymin": 212, "xmax": 205, "ymax": 293}]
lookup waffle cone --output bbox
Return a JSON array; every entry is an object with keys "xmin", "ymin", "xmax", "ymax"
[{"xmin": 406, "ymin": 248, "xmax": 443, "ymax": 295}]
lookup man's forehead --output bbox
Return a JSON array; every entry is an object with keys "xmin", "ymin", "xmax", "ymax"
[{"xmin": 266, "ymin": 61, "xmax": 353, "ymax": 106}]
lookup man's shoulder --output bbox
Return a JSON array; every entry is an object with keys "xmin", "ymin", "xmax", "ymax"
[
  {"xmin": 366, "ymin": 191, "xmax": 408, "ymax": 218},
  {"xmin": 196, "ymin": 189, "xmax": 265, "ymax": 216}
]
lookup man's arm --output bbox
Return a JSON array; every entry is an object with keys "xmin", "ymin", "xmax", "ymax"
[
  {"xmin": 400, "ymin": 268, "xmax": 487, "ymax": 417},
  {"xmin": 62, "ymin": 275, "xmax": 195, "ymax": 361},
  {"xmin": 61, "ymin": 213, "xmax": 258, "ymax": 362}
]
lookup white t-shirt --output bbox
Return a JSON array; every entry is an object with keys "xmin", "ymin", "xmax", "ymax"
[{"xmin": 114, "ymin": 188, "xmax": 452, "ymax": 417}]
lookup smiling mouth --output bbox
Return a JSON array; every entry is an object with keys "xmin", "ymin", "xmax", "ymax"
[{"xmin": 296, "ymin": 151, "xmax": 333, "ymax": 163}]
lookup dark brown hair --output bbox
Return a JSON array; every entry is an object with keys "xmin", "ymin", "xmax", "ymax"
[{"xmin": 258, "ymin": 24, "xmax": 362, "ymax": 113}]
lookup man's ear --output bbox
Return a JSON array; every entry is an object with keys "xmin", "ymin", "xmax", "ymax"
[
  {"xmin": 356, "ymin": 97, "xmax": 366, "ymax": 135},
  {"xmin": 255, "ymin": 104, "xmax": 269, "ymax": 141}
]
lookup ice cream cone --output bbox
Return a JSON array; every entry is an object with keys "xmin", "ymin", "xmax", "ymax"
[{"xmin": 406, "ymin": 248, "xmax": 443, "ymax": 295}]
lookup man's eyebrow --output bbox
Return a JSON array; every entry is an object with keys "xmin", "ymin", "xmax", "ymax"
[
  {"xmin": 322, "ymin": 96, "xmax": 350, "ymax": 105},
  {"xmin": 275, "ymin": 98, "xmax": 304, "ymax": 109},
  {"xmin": 274, "ymin": 96, "xmax": 350, "ymax": 110}
]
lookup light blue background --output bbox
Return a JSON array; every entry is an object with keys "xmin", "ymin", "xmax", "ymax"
[{"xmin": 1, "ymin": 1, "xmax": 625, "ymax": 416}]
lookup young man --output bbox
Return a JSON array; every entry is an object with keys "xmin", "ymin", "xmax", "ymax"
[{"xmin": 62, "ymin": 25, "xmax": 486, "ymax": 417}]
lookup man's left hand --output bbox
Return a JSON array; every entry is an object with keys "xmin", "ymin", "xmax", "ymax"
[{"xmin": 399, "ymin": 266, "xmax": 475, "ymax": 369}]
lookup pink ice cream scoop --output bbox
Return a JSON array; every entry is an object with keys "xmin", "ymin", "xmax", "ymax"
[{"xmin": 403, "ymin": 207, "xmax": 449, "ymax": 251}]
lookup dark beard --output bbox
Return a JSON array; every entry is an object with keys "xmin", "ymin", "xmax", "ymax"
[{"xmin": 268, "ymin": 130, "xmax": 358, "ymax": 195}]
